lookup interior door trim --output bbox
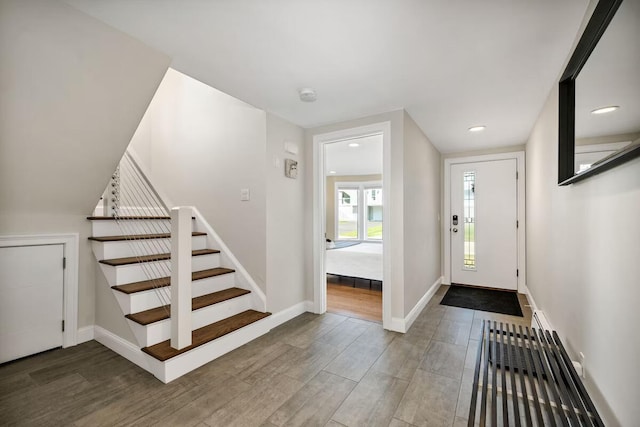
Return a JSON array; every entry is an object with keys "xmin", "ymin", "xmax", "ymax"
[
  {"xmin": 313, "ymin": 121, "xmax": 392, "ymax": 331},
  {"xmin": 443, "ymin": 152, "xmax": 526, "ymax": 293},
  {"xmin": 0, "ymin": 233, "xmax": 79, "ymax": 348}
]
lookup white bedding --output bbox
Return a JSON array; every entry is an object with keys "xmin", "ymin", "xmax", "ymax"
[{"xmin": 326, "ymin": 243, "xmax": 383, "ymax": 281}]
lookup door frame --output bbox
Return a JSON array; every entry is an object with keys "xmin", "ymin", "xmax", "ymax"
[
  {"xmin": 443, "ymin": 152, "xmax": 526, "ymax": 293},
  {"xmin": 313, "ymin": 122, "xmax": 391, "ymax": 329},
  {"xmin": 0, "ymin": 233, "xmax": 79, "ymax": 347}
]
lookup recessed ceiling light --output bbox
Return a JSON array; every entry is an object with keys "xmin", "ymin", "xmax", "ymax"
[
  {"xmin": 329, "ymin": 170, "xmax": 337, "ymax": 174},
  {"xmin": 298, "ymin": 87, "xmax": 317, "ymax": 102},
  {"xmin": 348, "ymin": 143, "xmax": 360, "ymax": 147},
  {"xmin": 468, "ymin": 126, "xmax": 486, "ymax": 132},
  {"xmin": 591, "ymin": 106, "xmax": 619, "ymax": 115}
]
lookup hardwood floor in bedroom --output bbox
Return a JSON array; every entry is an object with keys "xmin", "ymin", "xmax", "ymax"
[
  {"xmin": 326, "ymin": 276, "xmax": 382, "ymax": 322},
  {"xmin": 0, "ymin": 285, "xmax": 531, "ymax": 426}
]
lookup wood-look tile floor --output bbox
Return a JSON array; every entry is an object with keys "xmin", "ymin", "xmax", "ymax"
[{"xmin": 0, "ymin": 285, "xmax": 531, "ymax": 427}]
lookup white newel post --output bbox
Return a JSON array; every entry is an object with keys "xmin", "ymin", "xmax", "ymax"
[{"xmin": 171, "ymin": 206, "xmax": 192, "ymax": 349}]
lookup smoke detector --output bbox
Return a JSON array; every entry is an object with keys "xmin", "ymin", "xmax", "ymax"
[{"xmin": 298, "ymin": 88, "xmax": 317, "ymax": 102}]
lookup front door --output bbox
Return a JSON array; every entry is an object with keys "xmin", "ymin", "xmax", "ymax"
[{"xmin": 450, "ymin": 159, "xmax": 518, "ymax": 290}]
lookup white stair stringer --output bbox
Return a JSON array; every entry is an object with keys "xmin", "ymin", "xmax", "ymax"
[
  {"xmin": 127, "ymin": 292, "xmax": 253, "ymax": 347},
  {"xmin": 91, "ymin": 219, "xmax": 174, "ymax": 237},
  {"xmin": 112, "ymin": 270, "xmax": 236, "ymax": 315},
  {"xmin": 98, "ymin": 253, "xmax": 220, "ymax": 285},
  {"xmin": 145, "ymin": 314, "xmax": 272, "ymax": 383}
]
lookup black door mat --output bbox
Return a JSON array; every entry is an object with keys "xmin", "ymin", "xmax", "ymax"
[{"xmin": 440, "ymin": 284, "xmax": 523, "ymax": 317}]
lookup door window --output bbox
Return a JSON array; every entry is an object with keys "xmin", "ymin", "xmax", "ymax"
[{"xmin": 463, "ymin": 171, "xmax": 476, "ymax": 270}]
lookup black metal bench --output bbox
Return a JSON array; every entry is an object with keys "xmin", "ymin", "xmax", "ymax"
[{"xmin": 469, "ymin": 321, "xmax": 604, "ymax": 426}]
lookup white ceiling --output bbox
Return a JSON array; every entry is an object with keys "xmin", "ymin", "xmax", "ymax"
[
  {"xmin": 65, "ymin": 0, "xmax": 589, "ymax": 153},
  {"xmin": 325, "ymin": 134, "xmax": 383, "ymax": 176}
]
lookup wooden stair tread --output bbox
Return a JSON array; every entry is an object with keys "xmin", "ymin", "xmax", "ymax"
[
  {"xmin": 99, "ymin": 249, "xmax": 219, "ymax": 266},
  {"xmin": 125, "ymin": 287, "xmax": 251, "ymax": 325},
  {"xmin": 87, "ymin": 216, "xmax": 171, "ymax": 220},
  {"xmin": 89, "ymin": 231, "xmax": 206, "ymax": 242},
  {"xmin": 112, "ymin": 268, "xmax": 235, "ymax": 294},
  {"xmin": 87, "ymin": 216, "xmax": 196, "ymax": 220},
  {"xmin": 142, "ymin": 310, "xmax": 271, "ymax": 361}
]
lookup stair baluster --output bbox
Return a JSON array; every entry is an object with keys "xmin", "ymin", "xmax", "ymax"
[{"xmin": 110, "ymin": 153, "xmax": 173, "ymax": 313}]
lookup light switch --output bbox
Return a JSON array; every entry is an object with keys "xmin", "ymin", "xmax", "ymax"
[
  {"xmin": 240, "ymin": 188, "xmax": 250, "ymax": 201},
  {"xmin": 273, "ymin": 156, "xmax": 281, "ymax": 168}
]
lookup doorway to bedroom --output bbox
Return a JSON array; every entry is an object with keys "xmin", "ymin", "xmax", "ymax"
[{"xmin": 324, "ymin": 134, "xmax": 383, "ymax": 322}]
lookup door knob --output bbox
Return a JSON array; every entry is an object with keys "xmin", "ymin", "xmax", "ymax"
[{"xmin": 452, "ymin": 228, "xmax": 458, "ymax": 233}]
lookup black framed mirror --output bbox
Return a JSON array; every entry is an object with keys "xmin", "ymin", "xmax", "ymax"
[{"xmin": 558, "ymin": 0, "xmax": 640, "ymax": 185}]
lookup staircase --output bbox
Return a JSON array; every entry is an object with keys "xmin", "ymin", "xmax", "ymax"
[{"xmin": 87, "ymin": 153, "xmax": 271, "ymax": 383}]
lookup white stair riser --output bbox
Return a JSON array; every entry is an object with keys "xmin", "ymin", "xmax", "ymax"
[
  {"xmin": 91, "ymin": 220, "xmax": 173, "ymax": 237},
  {"xmin": 112, "ymin": 272, "xmax": 237, "ymax": 314},
  {"xmin": 128, "ymin": 293, "xmax": 252, "ymax": 347},
  {"xmin": 99, "ymin": 253, "xmax": 220, "ymax": 286},
  {"xmin": 92, "ymin": 235, "xmax": 207, "ymax": 260},
  {"xmin": 146, "ymin": 316, "xmax": 271, "ymax": 383}
]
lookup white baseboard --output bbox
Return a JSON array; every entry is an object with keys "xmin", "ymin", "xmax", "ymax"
[
  {"xmin": 405, "ymin": 276, "xmax": 443, "ymax": 332},
  {"xmin": 93, "ymin": 326, "xmax": 151, "ymax": 372},
  {"xmin": 388, "ymin": 317, "xmax": 406, "ymax": 333},
  {"xmin": 304, "ymin": 300, "xmax": 314, "ymax": 312},
  {"xmin": 391, "ymin": 276, "xmax": 443, "ymax": 333},
  {"xmin": 523, "ymin": 284, "xmax": 538, "ymax": 312},
  {"xmin": 77, "ymin": 326, "xmax": 95, "ymax": 344},
  {"xmin": 269, "ymin": 300, "xmax": 313, "ymax": 329},
  {"xmin": 523, "ymin": 285, "xmax": 557, "ymax": 332}
]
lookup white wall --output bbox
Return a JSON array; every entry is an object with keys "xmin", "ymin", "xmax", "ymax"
[
  {"xmin": 526, "ymin": 87, "xmax": 640, "ymax": 427},
  {"xmin": 402, "ymin": 112, "xmax": 442, "ymax": 314},
  {"xmin": 0, "ymin": 0, "xmax": 170, "ymax": 331},
  {"xmin": 98, "ymin": 75, "xmax": 310, "ymax": 339},
  {"xmin": 129, "ymin": 68, "xmax": 268, "ymax": 291},
  {"xmin": 265, "ymin": 113, "xmax": 307, "ymax": 313},
  {"xmin": 94, "ymin": 269, "xmax": 137, "ymax": 343}
]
